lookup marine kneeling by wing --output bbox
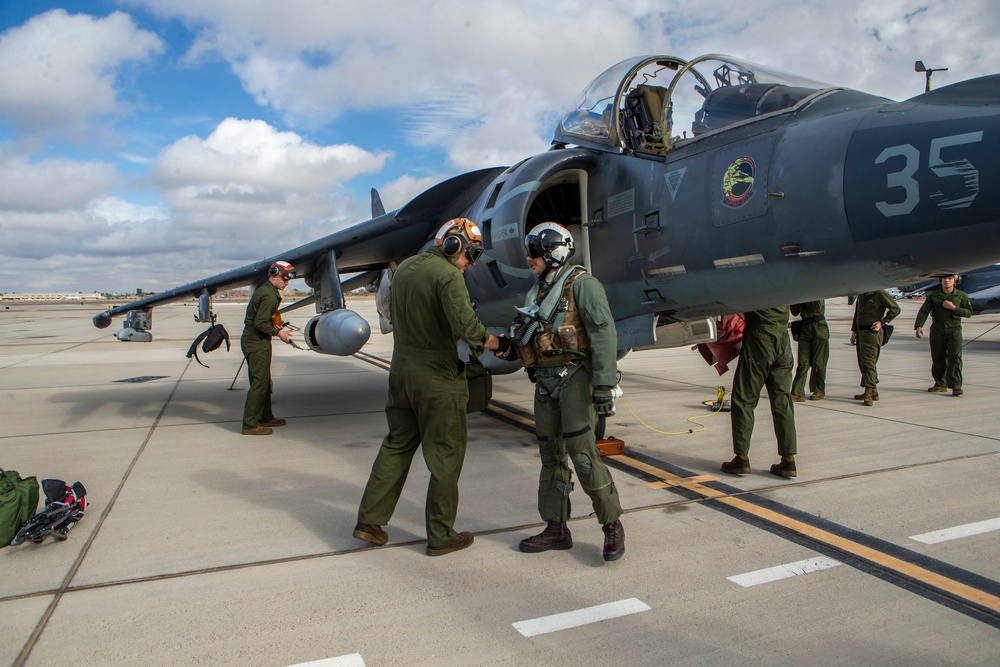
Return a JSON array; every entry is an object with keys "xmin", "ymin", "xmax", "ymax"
[{"xmin": 494, "ymin": 222, "xmax": 625, "ymax": 562}]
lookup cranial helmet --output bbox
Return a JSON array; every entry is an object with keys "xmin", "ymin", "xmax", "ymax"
[
  {"xmin": 436, "ymin": 218, "xmax": 485, "ymax": 264},
  {"xmin": 525, "ymin": 222, "xmax": 575, "ymax": 269},
  {"xmin": 268, "ymin": 261, "xmax": 296, "ymax": 279}
]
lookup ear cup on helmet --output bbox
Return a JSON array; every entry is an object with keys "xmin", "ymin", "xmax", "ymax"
[{"xmin": 442, "ymin": 234, "xmax": 463, "ymax": 257}]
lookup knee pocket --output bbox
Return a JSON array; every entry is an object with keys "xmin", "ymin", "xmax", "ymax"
[{"xmin": 571, "ymin": 452, "xmax": 594, "ymax": 477}]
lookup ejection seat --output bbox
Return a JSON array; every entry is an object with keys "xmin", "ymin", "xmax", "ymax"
[
  {"xmin": 692, "ymin": 83, "xmax": 815, "ymax": 135},
  {"xmin": 621, "ymin": 84, "xmax": 668, "ymax": 154}
]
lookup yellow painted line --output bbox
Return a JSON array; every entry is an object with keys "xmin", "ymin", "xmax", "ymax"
[
  {"xmin": 612, "ymin": 454, "xmax": 1000, "ymax": 614},
  {"xmin": 717, "ymin": 495, "xmax": 1000, "ymax": 612},
  {"xmin": 486, "ymin": 404, "xmax": 535, "ymax": 428},
  {"xmin": 646, "ymin": 475, "xmax": 718, "ymax": 490}
]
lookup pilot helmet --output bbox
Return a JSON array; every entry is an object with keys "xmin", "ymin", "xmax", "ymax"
[
  {"xmin": 525, "ymin": 222, "xmax": 575, "ymax": 269},
  {"xmin": 268, "ymin": 261, "xmax": 296, "ymax": 280},
  {"xmin": 436, "ymin": 218, "xmax": 485, "ymax": 265}
]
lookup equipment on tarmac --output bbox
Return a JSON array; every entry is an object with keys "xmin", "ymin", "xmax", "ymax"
[{"xmin": 10, "ymin": 478, "xmax": 87, "ymax": 545}]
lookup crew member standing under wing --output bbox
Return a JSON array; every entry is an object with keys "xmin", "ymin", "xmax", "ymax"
[
  {"xmin": 789, "ymin": 300, "xmax": 829, "ymax": 402},
  {"xmin": 722, "ymin": 307, "xmax": 798, "ymax": 478},
  {"xmin": 240, "ymin": 261, "xmax": 294, "ymax": 436},
  {"xmin": 851, "ymin": 290, "xmax": 901, "ymax": 406},
  {"xmin": 354, "ymin": 218, "xmax": 500, "ymax": 557}
]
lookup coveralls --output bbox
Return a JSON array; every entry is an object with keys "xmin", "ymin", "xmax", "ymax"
[
  {"xmin": 852, "ymin": 291, "xmax": 901, "ymax": 390},
  {"xmin": 525, "ymin": 264, "xmax": 622, "ymax": 526},
  {"xmin": 357, "ymin": 246, "xmax": 490, "ymax": 547},
  {"xmin": 241, "ymin": 280, "xmax": 283, "ymax": 430},
  {"xmin": 730, "ymin": 308, "xmax": 797, "ymax": 457},
  {"xmin": 790, "ymin": 300, "xmax": 830, "ymax": 397},
  {"xmin": 914, "ymin": 289, "xmax": 972, "ymax": 389}
]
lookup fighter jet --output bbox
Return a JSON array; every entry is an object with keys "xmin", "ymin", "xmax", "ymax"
[{"xmin": 92, "ymin": 53, "xmax": 1000, "ymax": 370}]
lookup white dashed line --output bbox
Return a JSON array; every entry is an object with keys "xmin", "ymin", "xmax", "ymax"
[
  {"xmin": 513, "ymin": 598, "xmax": 651, "ymax": 637},
  {"xmin": 287, "ymin": 654, "xmax": 365, "ymax": 667},
  {"xmin": 727, "ymin": 556, "xmax": 842, "ymax": 587},
  {"xmin": 910, "ymin": 517, "xmax": 1000, "ymax": 544}
]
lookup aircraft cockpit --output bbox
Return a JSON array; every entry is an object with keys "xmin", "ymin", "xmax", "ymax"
[{"xmin": 553, "ymin": 54, "xmax": 833, "ymax": 156}]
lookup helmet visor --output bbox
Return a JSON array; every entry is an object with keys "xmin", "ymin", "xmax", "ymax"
[{"xmin": 525, "ymin": 235, "xmax": 545, "ymax": 259}]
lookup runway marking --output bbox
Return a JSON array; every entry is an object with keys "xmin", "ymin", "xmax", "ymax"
[
  {"xmin": 286, "ymin": 655, "xmax": 365, "ymax": 667},
  {"xmin": 354, "ymin": 354, "xmax": 1000, "ymax": 629},
  {"xmin": 728, "ymin": 556, "xmax": 843, "ymax": 587},
  {"xmin": 609, "ymin": 451, "xmax": 1000, "ymax": 627},
  {"xmin": 512, "ymin": 598, "xmax": 651, "ymax": 637},
  {"xmin": 910, "ymin": 517, "xmax": 1000, "ymax": 544}
]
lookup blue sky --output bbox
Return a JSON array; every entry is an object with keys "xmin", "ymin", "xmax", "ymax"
[{"xmin": 1, "ymin": 0, "xmax": 998, "ymax": 293}]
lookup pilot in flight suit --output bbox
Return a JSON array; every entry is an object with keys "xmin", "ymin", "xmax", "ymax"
[{"xmin": 496, "ymin": 222, "xmax": 625, "ymax": 563}]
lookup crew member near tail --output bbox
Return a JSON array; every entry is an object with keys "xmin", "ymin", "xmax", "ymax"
[
  {"xmin": 851, "ymin": 290, "xmax": 901, "ymax": 406},
  {"xmin": 789, "ymin": 300, "xmax": 829, "ymax": 402},
  {"xmin": 721, "ymin": 308, "xmax": 798, "ymax": 478},
  {"xmin": 915, "ymin": 274, "xmax": 971, "ymax": 396},
  {"xmin": 495, "ymin": 222, "xmax": 625, "ymax": 562},
  {"xmin": 354, "ymin": 218, "xmax": 501, "ymax": 557},
  {"xmin": 240, "ymin": 261, "xmax": 294, "ymax": 436}
]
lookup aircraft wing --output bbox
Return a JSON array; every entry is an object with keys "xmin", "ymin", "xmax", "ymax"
[{"xmin": 93, "ymin": 167, "xmax": 506, "ymax": 338}]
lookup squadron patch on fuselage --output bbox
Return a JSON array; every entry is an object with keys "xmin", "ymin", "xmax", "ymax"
[{"xmin": 722, "ymin": 157, "xmax": 755, "ymax": 208}]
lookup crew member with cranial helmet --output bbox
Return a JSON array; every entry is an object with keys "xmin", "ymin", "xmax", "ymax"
[
  {"xmin": 354, "ymin": 217, "xmax": 502, "ymax": 557},
  {"xmin": 494, "ymin": 221, "xmax": 626, "ymax": 562},
  {"xmin": 241, "ymin": 260, "xmax": 295, "ymax": 435}
]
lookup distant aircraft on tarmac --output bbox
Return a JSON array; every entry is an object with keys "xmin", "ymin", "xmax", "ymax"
[
  {"xmin": 93, "ymin": 53, "xmax": 1000, "ymax": 371},
  {"xmin": 899, "ymin": 265, "xmax": 1000, "ymax": 314}
]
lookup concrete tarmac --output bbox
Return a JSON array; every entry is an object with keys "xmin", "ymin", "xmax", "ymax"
[{"xmin": 1, "ymin": 297, "xmax": 999, "ymax": 666}]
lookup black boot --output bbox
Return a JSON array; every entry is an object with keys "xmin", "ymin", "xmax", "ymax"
[
  {"xmin": 519, "ymin": 521, "xmax": 573, "ymax": 553},
  {"xmin": 602, "ymin": 519, "xmax": 625, "ymax": 562}
]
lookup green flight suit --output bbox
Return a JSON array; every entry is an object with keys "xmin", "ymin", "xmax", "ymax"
[
  {"xmin": 790, "ymin": 300, "xmax": 830, "ymax": 396},
  {"xmin": 241, "ymin": 280, "xmax": 283, "ymax": 429},
  {"xmin": 731, "ymin": 307, "xmax": 797, "ymax": 457},
  {"xmin": 357, "ymin": 246, "xmax": 490, "ymax": 547},
  {"xmin": 852, "ymin": 291, "xmax": 901, "ymax": 389},
  {"xmin": 914, "ymin": 288, "xmax": 971, "ymax": 389},
  {"xmin": 526, "ymin": 265, "xmax": 622, "ymax": 526}
]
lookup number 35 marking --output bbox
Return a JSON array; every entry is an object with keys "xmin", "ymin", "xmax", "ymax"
[{"xmin": 875, "ymin": 131, "xmax": 983, "ymax": 217}]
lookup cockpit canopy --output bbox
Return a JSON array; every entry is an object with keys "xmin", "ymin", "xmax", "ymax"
[{"xmin": 553, "ymin": 54, "xmax": 834, "ymax": 155}]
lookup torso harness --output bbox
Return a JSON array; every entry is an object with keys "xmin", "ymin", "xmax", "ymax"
[{"xmin": 511, "ymin": 266, "xmax": 591, "ymax": 370}]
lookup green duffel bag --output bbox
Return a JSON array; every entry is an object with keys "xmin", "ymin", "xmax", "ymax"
[
  {"xmin": 465, "ymin": 357, "xmax": 493, "ymax": 413},
  {"xmin": 1, "ymin": 469, "xmax": 39, "ymax": 547}
]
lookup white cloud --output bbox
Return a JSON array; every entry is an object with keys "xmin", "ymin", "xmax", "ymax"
[
  {"xmin": 0, "ymin": 153, "xmax": 117, "ymax": 211},
  {"xmin": 0, "ymin": 9, "xmax": 163, "ymax": 137},
  {"xmin": 5, "ymin": 0, "xmax": 1000, "ymax": 294}
]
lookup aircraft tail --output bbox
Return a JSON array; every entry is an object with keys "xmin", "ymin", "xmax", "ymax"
[{"xmin": 371, "ymin": 188, "xmax": 385, "ymax": 218}]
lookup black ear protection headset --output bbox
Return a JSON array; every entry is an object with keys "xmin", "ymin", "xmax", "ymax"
[
  {"xmin": 268, "ymin": 265, "xmax": 281, "ymax": 276},
  {"xmin": 441, "ymin": 233, "xmax": 464, "ymax": 257}
]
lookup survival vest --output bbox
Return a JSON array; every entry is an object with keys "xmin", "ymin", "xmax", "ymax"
[{"xmin": 512, "ymin": 266, "xmax": 591, "ymax": 369}]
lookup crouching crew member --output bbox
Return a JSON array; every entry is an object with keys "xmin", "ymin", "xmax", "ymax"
[{"xmin": 495, "ymin": 222, "xmax": 625, "ymax": 562}]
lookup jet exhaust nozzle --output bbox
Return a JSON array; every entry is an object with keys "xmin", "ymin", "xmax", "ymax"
[{"xmin": 304, "ymin": 309, "xmax": 371, "ymax": 356}]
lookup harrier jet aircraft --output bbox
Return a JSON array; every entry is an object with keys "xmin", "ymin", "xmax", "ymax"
[{"xmin": 93, "ymin": 53, "xmax": 1000, "ymax": 370}]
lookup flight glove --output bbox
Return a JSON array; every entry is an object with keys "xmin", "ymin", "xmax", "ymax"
[{"xmin": 592, "ymin": 385, "xmax": 616, "ymax": 416}]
